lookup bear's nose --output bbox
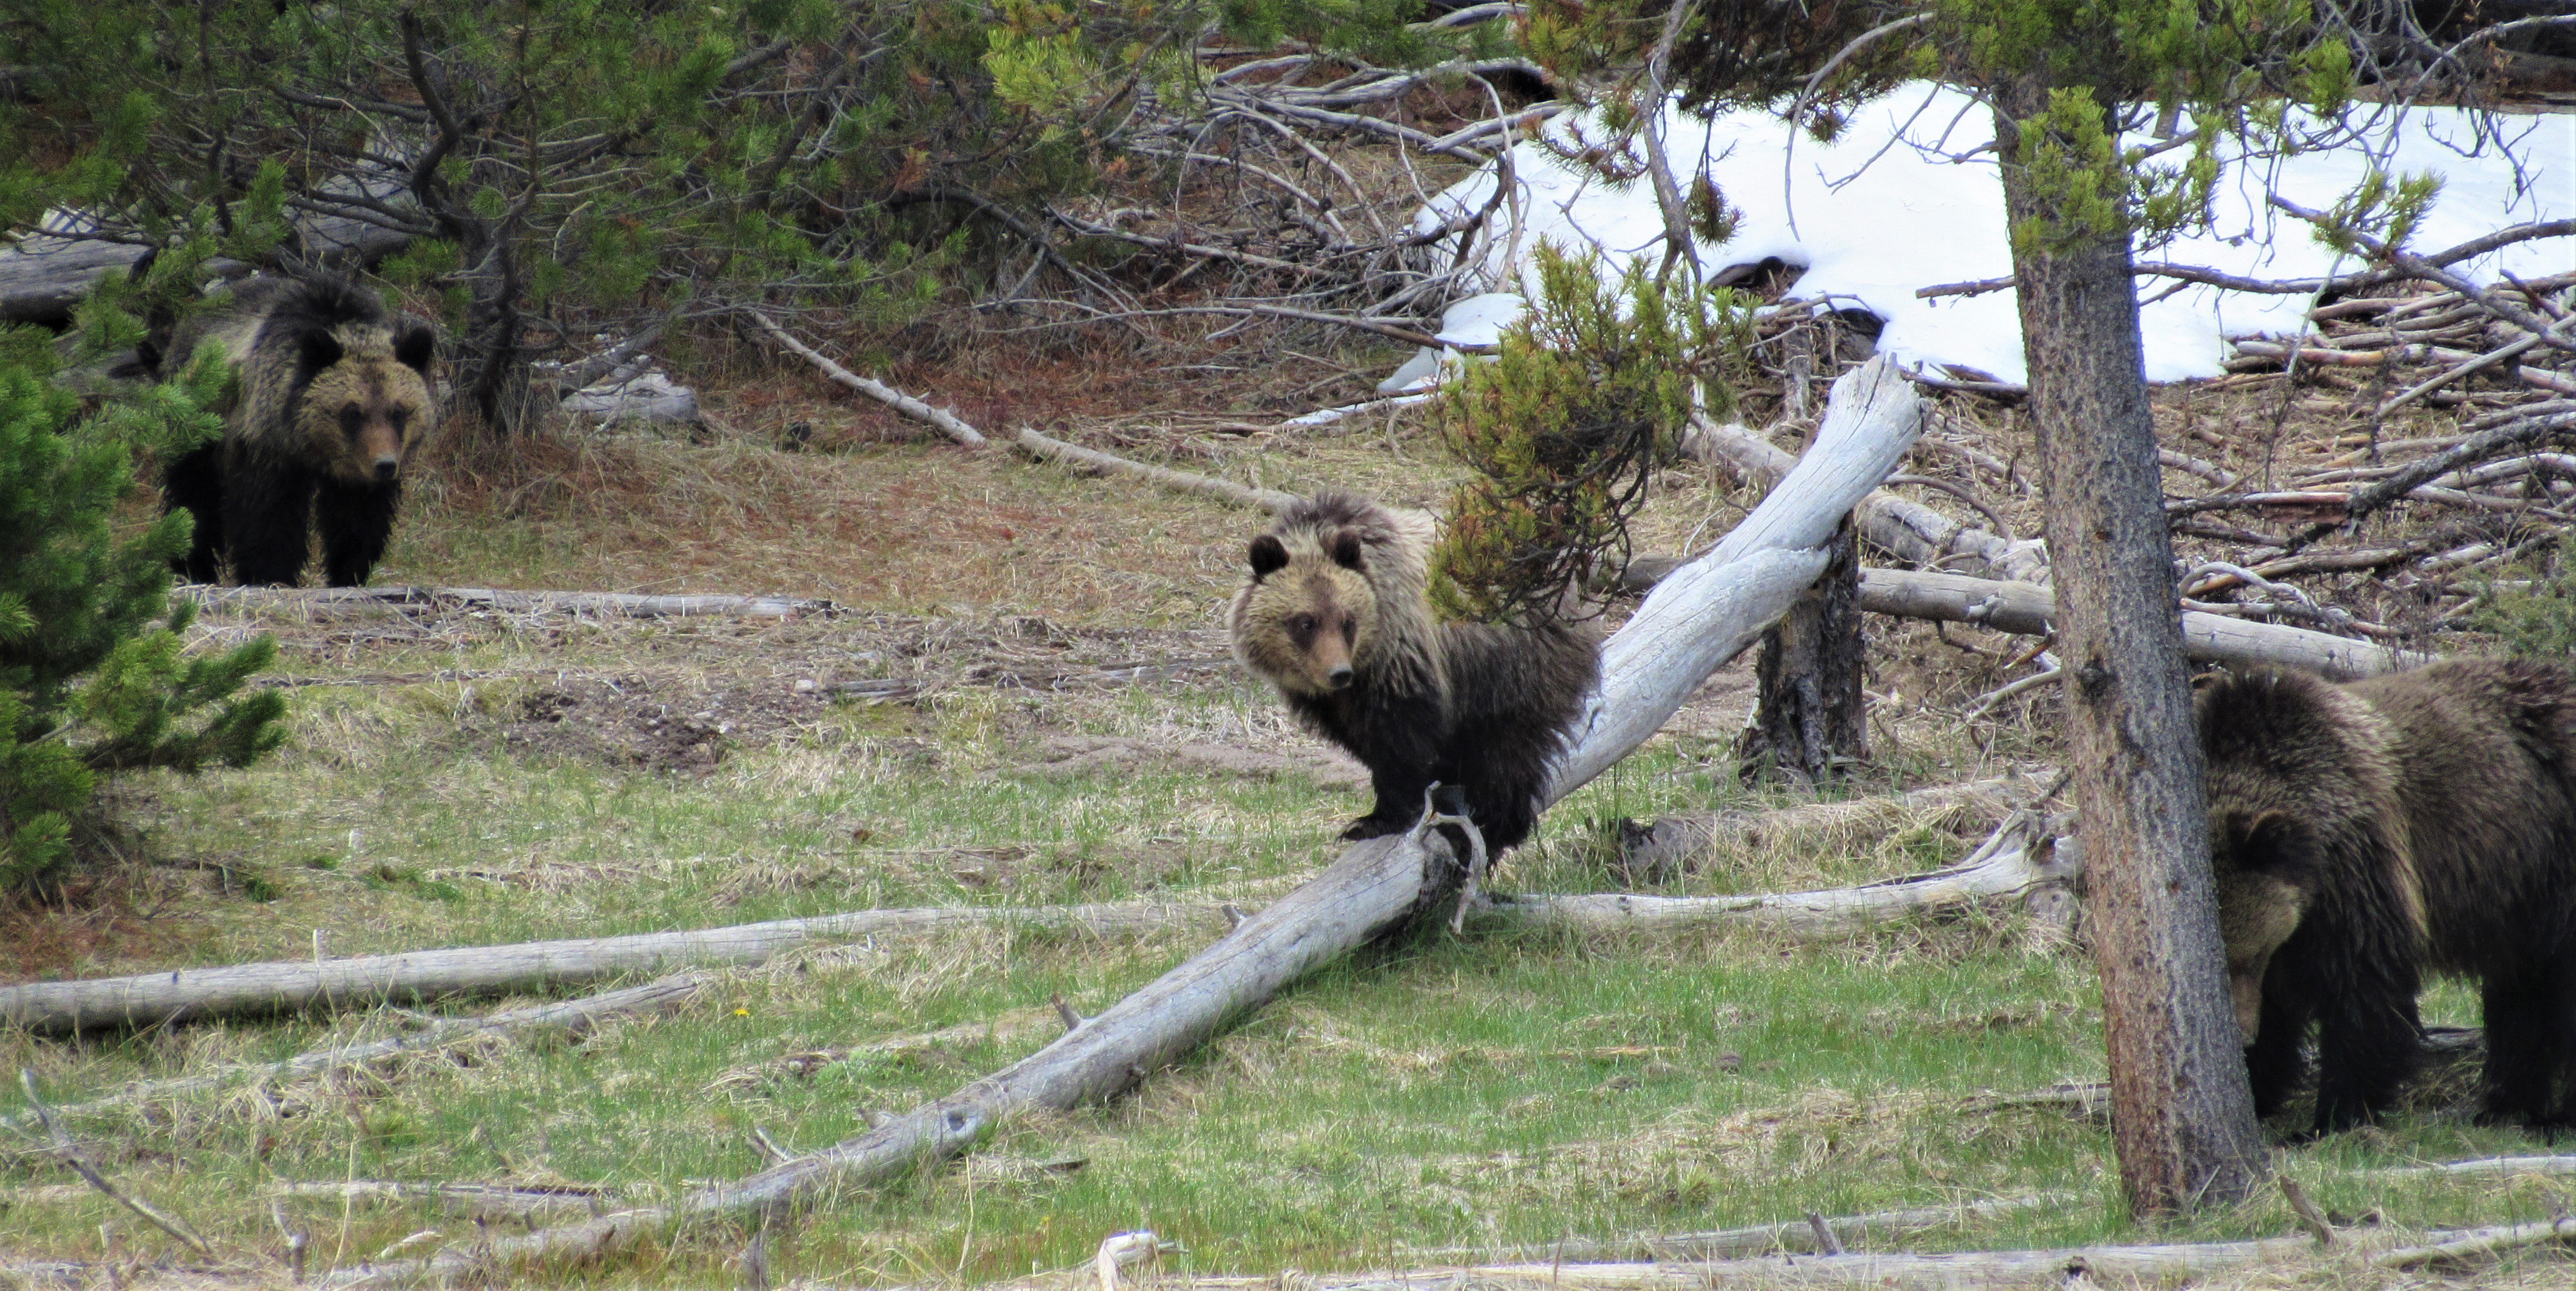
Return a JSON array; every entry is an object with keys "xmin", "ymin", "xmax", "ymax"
[
  {"xmin": 372, "ymin": 457, "xmax": 400, "ymax": 482},
  {"xmin": 1325, "ymin": 665, "xmax": 1354, "ymax": 689}
]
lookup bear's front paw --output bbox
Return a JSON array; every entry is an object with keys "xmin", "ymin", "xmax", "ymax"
[{"xmin": 1339, "ymin": 817, "xmax": 1402, "ymax": 841}]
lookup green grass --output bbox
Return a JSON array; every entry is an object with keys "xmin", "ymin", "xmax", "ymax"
[{"xmin": 8, "ymin": 428, "xmax": 2576, "ymax": 1287}]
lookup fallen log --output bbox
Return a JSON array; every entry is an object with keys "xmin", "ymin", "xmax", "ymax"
[
  {"xmin": 318, "ymin": 355, "xmax": 1930, "ymax": 1288},
  {"xmin": 0, "ymin": 903, "xmax": 1212, "ymax": 1034},
  {"xmin": 1552, "ymin": 360, "xmax": 1927, "ymax": 792},
  {"xmin": 0, "ymin": 973, "xmax": 706, "ymax": 1130},
  {"xmin": 178, "ymin": 584, "xmax": 834, "ymax": 621},
  {"xmin": 2376, "ymin": 1217, "xmax": 2576, "ymax": 1271},
  {"xmin": 1621, "ymin": 565, "xmax": 2430, "ymax": 679},
  {"xmin": 1681, "ymin": 413, "xmax": 2050, "ymax": 584},
  {"xmin": 753, "ymin": 314, "xmax": 1299, "ymax": 512},
  {"xmin": 1475, "ymin": 810, "xmax": 2072, "ymax": 938},
  {"xmin": 1611, "ymin": 776, "xmax": 2043, "ymax": 881},
  {"xmin": 1407, "ymin": 1193, "xmax": 2070, "ymax": 1264},
  {"xmin": 1012, "ymin": 425, "xmax": 1299, "ymax": 512},
  {"xmin": 745, "ymin": 312, "xmax": 988, "ymax": 447},
  {"xmin": 1855, "ymin": 568, "xmax": 2432, "ymax": 680}
]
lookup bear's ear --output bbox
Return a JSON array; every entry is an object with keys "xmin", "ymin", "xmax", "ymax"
[
  {"xmin": 296, "ymin": 327, "xmax": 344, "ymax": 378},
  {"xmin": 1248, "ymin": 533, "xmax": 1288, "ymax": 578},
  {"xmin": 1330, "ymin": 531, "xmax": 1365, "ymax": 571},
  {"xmin": 2229, "ymin": 810, "xmax": 2319, "ymax": 880},
  {"xmin": 392, "ymin": 323, "xmax": 436, "ymax": 377}
]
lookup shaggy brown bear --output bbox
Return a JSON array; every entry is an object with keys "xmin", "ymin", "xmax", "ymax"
[
  {"xmin": 1230, "ymin": 491, "xmax": 1599, "ymax": 852},
  {"xmin": 2200, "ymin": 659, "xmax": 2576, "ymax": 1135},
  {"xmin": 159, "ymin": 276, "xmax": 437, "ymax": 587}
]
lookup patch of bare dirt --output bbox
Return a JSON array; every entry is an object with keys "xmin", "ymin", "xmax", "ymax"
[{"xmin": 496, "ymin": 674, "xmax": 833, "ymax": 773}]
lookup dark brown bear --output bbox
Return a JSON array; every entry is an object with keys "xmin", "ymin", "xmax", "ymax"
[
  {"xmin": 1228, "ymin": 491, "xmax": 1599, "ymax": 852},
  {"xmin": 159, "ymin": 276, "xmax": 437, "ymax": 587},
  {"xmin": 2199, "ymin": 659, "xmax": 2576, "ymax": 1135}
]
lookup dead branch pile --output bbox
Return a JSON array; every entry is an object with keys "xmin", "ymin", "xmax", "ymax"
[
  {"xmin": 1697, "ymin": 239, "xmax": 2576, "ymax": 672},
  {"xmin": 937, "ymin": 11, "xmax": 1554, "ymax": 348}
]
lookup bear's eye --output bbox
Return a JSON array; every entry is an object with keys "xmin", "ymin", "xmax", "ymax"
[
  {"xmin": 1342, "ymin": 619, "xmax": 1356, "ymax": 645},
  {"xmin": 1289, "ymin": 613, "xmax": 1319, "ymax": 637},
  {"xmin": 338, "ymin": 405, "xmax": 365, "ymax": 436},
  {"xmin": 388, "ymin": 406, "xmax": 409, "ymax": 433}
]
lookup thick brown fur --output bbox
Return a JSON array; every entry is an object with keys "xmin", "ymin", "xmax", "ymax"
[
  {"xmin": 159, "ymin": 276, "xmax": 437, "ymax": 586},
  {"xmin": 1230, "ymin": 491, "xmax": 1599, "ymax": 853},
  {"xmin": 2200, "ymin": 659, "xmax": 2576, "ymax": 1135}
]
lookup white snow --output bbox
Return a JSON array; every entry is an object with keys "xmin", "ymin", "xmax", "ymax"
[
  {"xmin": 1374, "ymin": 289, "xmax": 1531, "ymax": 393},
  {"xmin": 1412, "ymin": 83, "xmax": 2574, "ymax": 386}
]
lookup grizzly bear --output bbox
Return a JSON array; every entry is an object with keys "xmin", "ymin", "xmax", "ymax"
[
  {"xmin": 159, "ymin": 276, "xmax": 437, "ymax": 587},
  {"xmin": 2200, "ymin": 659, "xmax": 2576, "ymax": 1135},
  {"xmin": 1230, "ymin": 491, "xmax": 1599, "ymax": 853}
]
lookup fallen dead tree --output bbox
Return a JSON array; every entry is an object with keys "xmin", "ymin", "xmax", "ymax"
[
  {"xmin": 753, "ymin": 312, "xmax": 1298, "ymax": 513},
  {"xmin": 0, "ymin": 903, "xmax": 1214, "ymax": 1033},
  {"xmin": 1409, "ymin": 1194, "xmax": 2070, "ymax": 1265},
  {"xmin": 0, "ymin": 973, "xmax": 706, "ymax": 1131},
  {"xmin": 909, "ymin": 1216, "xmax": 2576, "ymax": 1291},
  {"xmin": 1610, "ymin": 774, "xmax": 2044, "ymax": 881},
  {"xmin": 178, "ymin": 584, "xmax": 833, "ymax": 621},
  {"xmin": 312, "ymin": 355, "xmax": 1928, "ymax": 1288},
  {"xmin": 1474, "ymin": 810, "xmax": 2071, "ymax": 938},
  {"xmin": 1621, "ymin": 562, "xmax": 2432, "ymax": 678},
  {"xmin": 1681, "ymin": 414, "xmax": 2051, "ymax": 584},
  {"xmin": 1855, "ymin": 568, "xmax": 2434, "ymax": 679}
]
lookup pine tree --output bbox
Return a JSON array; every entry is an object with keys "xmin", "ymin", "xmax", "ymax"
[
  {"xmin": 0, "ymin": 335, "xmax": 286, "ymax": 893},
  {"xmin": 1429, "ymin": 245, "xmax": 1751, "ymax": 623}
]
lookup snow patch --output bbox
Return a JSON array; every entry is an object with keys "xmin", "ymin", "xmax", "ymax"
[{"xmin": 1412, "ymin": 83, "xmax": 2573, "ymax": 386}]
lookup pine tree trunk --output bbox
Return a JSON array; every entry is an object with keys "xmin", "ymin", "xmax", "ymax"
[
  {"xmin": 1992, "ymin": 83, "xmax": 2267, "ymax": 1217},
  {"xmin": 1738, "ymin": 516, "xmax": 1867, "ymax": 783}
]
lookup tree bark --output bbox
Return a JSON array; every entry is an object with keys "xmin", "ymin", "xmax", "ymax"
[
  {"xmin": 1738, "ymin": 517, "xmax": 1868, "ymax": 783},
  {"xmin": 1993, "ymin": 84, "xmax": 2266, "ymax": 1216}
]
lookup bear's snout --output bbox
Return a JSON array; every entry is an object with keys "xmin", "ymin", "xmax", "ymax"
[
  {"xmin": 1325, "ymin": 664, "xmax": 1354, "ymax": 689},
  {"xmin": 372, "ymin": 456, "xmax": 400, "ymax": 482}
]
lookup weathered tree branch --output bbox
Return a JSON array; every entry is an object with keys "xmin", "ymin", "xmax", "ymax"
[
  {"xmin": 1853, "ymin": 569, "xmax": 2432, "ymax": 679},
  {"xmin": 745, "ymin": 312, "xmax": 989, "ymax": 447},
  {"xmin": 1476, "ymin": 810, "xmax": 2072, "ymax": 938},
  {"xmin": 0, "ymin": 904, "xmax": 1214, "ymax": 1033},
  {"xmin": 1, "ymin": 974, "xmax": 706, "ymax": 1130},
  {"xmin": 1682, "ymin": 414, "xmax": 2049, "ymax": 584}
]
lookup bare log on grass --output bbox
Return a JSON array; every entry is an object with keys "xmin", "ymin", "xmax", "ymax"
[
  {"xmin": 0, "ymin": 904, "xmax": 1213, "ymax": 1034},
  {"xmin": 179, "ymin": 584, "xmax": 833, "ymax": 621},
  {"xmin": 1474, "ymin": 809, "xmax": 2073, "ymax": 938},
  {"xmin": 320, "ymin": 356, "xmax": 1931, "ymax": 1289},
  {"xmin": 1408, "ymin": 1193, "xmax": 2071, "ymax": 1264},
  {"xmin": 1610, "ymin": 775, "xmax": 2047, "ymax": 881},
  {"xmin": 0, "ymin": 973, "xmax": 705, "ymax": 1132},
  {"xmin": 2376, "ymin": 1218, "xmax": 2576, "ymax": 1271}
]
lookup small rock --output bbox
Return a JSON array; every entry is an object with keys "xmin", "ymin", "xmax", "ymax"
[{"xmin": 794, "ymin": 678, "xmax": 817, "ymax": 693}]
